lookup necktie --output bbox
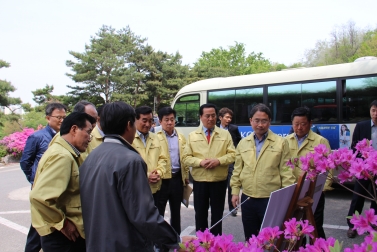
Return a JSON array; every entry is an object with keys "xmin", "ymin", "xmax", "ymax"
[{"xmin": 206, "ymin": 130, "xmax": 211, "ymax": 143}]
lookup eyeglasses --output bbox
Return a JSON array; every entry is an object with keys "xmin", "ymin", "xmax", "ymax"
[
  {"xmin": 252, "ymin": 119, "xmax": 269, "ymax": 125},
  {"xmin": 80, "ymin": 128, "xmax": 93, "ymax": 140},
  {"xmin": 50, "ymin": 115, "xmax": 66, "ymax": 121}
]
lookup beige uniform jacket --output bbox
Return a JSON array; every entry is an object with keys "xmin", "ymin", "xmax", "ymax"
[
  {"xmin": 49, "ymin": 134, "xmax": 90, "ymax": 166},
  {"xmin": 89, "ymin": 125, "xmax": 103, "ymax": 150},
  {"xmin": 30, "ymin": 136, "xmax": 84, "ymax": 238},
  {"xmin": 183, "ymin": 126, "xmax": 236, "ymax": 182},
  {"xmin": 157, "ymin": 130, "xmax": 189, "ymax": 184},
  {"xmin": 132, "ymin": 132, "xmax": 167, "ymax": 193},
  {"xmin": 230, "ymin": 130, "xmax": 295, "ymax": 198},
  {"xmin": 285, "ymin": 130, "xmax": 333, "ymax": 191}
]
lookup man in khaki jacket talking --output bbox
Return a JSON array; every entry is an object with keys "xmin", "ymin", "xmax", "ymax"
[
  {"xmin": 183, "ymin": 103, "xmax": 236, "ymax": 236},
  {"xmin": 30, "ymin": 112, "xmax": 96, "ymax": 251},
  {"xmin": 231, "ymin": 103, "xmax": 295, "ymax": 241}
]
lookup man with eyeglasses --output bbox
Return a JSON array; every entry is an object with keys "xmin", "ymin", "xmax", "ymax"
[
  {"xmin": 285, "ymin": 106, "xmax": 332, "ymax": 240},
  {"xmin": 230, "ymin": 103, "xmax": 295, "ymax": 240},
  {"xmin": 183, "ymin": 103, "xmax": 236, "ymax": 236},
  {"xmin": 30, "ymin": 112, "xmax": 96, "ymax": 252},
  {"xmin": 21, "ymin": 102, "xmax": 67, "ymax": 252}
]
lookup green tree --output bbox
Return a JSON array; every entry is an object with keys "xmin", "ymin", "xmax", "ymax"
[
  {"xmin": 0, "ymin": 60, "xmax": 23, "ymax": 132},
  {"xmin": 193, "ymin": 42, "xmax": 273, "ymax": 78},
  {"xmin": 66, "ymin": 25, "xmax": 146, "ymax": 106},
  {"xmin": 352, "ymin": 29, "xmax": 377, "ymax": 60},
  {"xmin": 303, "ymin": 21, "xmax": 367, "ymax": 66}
]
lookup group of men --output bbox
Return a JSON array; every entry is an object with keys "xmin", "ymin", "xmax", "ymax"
[{"xmin": 19, "ymin": 98, "xmax": 377, "ymax": 251}]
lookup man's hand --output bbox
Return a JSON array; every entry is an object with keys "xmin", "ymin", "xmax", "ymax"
[
  {"xmin": 231, "ymin": 195, "xmax": 239, "ymax": 209},
  {"xmin": 200, "ymin": 159, "xmax": 220, "ymax": 169},
  {"xmin": 204, "ymin": 158, "xmax": 220, "ymax": 169},
  {"xmin": 200, "ymin": 159, "xmax": 210, "ymax": 168},
  {"xmin": 60, "ymin": 219, "xmax": 79, "ymax": 241},
  {"xmin": 148, "ymin": 170, "xmax": 160, "ymax": 184}
]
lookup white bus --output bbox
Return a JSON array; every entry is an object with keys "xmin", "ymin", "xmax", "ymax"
[{"xmin": 171, "ymin": 58, "xmax": 377, "ymax": 150}]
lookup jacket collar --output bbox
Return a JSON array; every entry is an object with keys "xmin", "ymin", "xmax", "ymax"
[
  {"xmin": 104, "ymin": 134, "xmax": 139, "ymax": 154},
  {"xmin": 45, "ymin": 124, "xmax": 57, "ymax": 138},
  {"xmin": 55, "ymin": 136, "xmax": 80, "ymax": 158}
]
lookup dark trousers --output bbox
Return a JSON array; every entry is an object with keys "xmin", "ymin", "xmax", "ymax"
[
  {"xmin": 193, "ymin": 179, "xmax": 227, "ymax": 236},
  {"xmin": 25, "ymin": 224, "xmax": 41, "ymax": 252},
  {"xmin": 314, "ymin": 192, "xmax": 326, "ymax": 239},
  {"xmin": 40, "ymin": 230, "xmax": 86, "ymax": 252},
  {"xmin": 241, "ymin": 194, "xmax": 269, "ymax": 241},
  {"xmin": 156, "ymin": 173, "xmax": 184, "ymax": 234},
  {"xmin": 347, "ymin": 178, "xmax": 377, "ymax": 228},
  {"xmin": 227, "ymin": 164, "xmax": 235, "ymax": 212}
]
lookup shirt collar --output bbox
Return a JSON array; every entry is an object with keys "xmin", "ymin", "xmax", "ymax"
[
  {"xmin": 372, "ymin": 120, "xmax": 376, "ymax": 127},
  {"xmin": 253, "ymin": 131, "xmax": 268, "ymax": 142},
  {"xmin": 294, "ymin": 132, "xmax": 309, "ymax": 142},
  {"xmin": 137, "ymin": 130, "xmax": 149, "ymax": 139},
  {"xmin": 202, "ymin": 126, "xmax": 214, "ymax": 133},
  {"xmin": 163, "ymin": 129, "xmax": 177, "ymax": 137},
  {"xmin": 63, "ymin": 139, "xmax": 81, "ymax": 156},
  {"xmin": 96, "ymin": 125, "xmax": 105, "ymax": 137},
  {"xmin": 219, "ymin": 124, "xmax": 228, "ymax": 130}
]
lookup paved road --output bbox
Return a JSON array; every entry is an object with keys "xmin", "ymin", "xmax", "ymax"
[{"xmin": 0, "ymin": 162, "xmax": 370, "ymax": 251}]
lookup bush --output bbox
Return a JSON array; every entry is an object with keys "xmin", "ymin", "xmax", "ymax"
[
  {"xmin": 0, "ymin": 145, "xmax": 7, "ymax": 158},
  {"xmin": 0, "ymin": 128, "xmax": 35, "ymax": 158}
]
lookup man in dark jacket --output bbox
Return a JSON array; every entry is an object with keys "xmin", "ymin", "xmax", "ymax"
[
  {"xmin": 346, "ymin": 100, "xmax": 377, "ymax": 238},
  {"xmin": 20, "ymin": 102, "xmax": 67, "ymax": 252},
  {"xmin": 80, "ymin": 101, "xmax": 193, "ymax": 251},
  {"xmin": 217, "ymin": 107, "xmax": 242, "ymax": 216}
]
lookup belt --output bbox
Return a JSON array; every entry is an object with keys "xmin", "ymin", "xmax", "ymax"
[{"xmin": 171, "ymin": 171, "xmax": 181, "ymax": 178}]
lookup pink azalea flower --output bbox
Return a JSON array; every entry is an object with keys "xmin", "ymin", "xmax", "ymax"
[{"xmin": 298, "ymin": 220, "xmax": 314, "ymax": 237}]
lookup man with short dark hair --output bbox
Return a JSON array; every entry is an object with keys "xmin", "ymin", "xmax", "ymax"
[
  {"xmin": 217, "ymin": 107, "xmax": 242, "ymax": 216},
  {"xmin": 346, "ymin": 100, "xmax": 377, "ymax": 238},
  {"xmin": 156, "ymin": 107, "xmax": 189, "ymax": 238},
  {"xmin": 285, "ymin": 106, "xmax": 332, "ymax": 239},
  {"xmin": 231, "ymin": 103, "xmax": 295, "ymax": 240},
  {"xmin": 80, "ymin": 102, "xmax": 191, "ymax": 251},
  {"xmin": 49, "ymin": 100, "xmax": 98, "ymax": 164},
  {"xmin": 183, "ymin": 103, "xmax": 236, "ymax": 236},
  {"xmin": 132, "ymin": 106, "xmax": 167, "ymax": 201},
  {"xmin": 30, "ymin": 112, "xmax": 96, "ymax": 252},
  {"xmin": 21, "ymin": 102, "xmax": 67, "ymax": 252}
]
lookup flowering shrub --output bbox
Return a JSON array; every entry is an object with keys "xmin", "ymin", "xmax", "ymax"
[
  {"xmin": 179, "ymin": 212, "xmax": 377, "ymax": 251},
  {"xmin": 0, "ymin": 128, "xmax": 35, "ymax": 158},
  {"xmin": 179, "ymin": 218, "xmax": 336, "ymax": 252},
  {"xmin": 177, "ymin": 139, "xmax": 377, "ymax": 251}
]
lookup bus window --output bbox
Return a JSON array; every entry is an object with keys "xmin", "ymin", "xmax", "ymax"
[
  {"xmin": 268, "ymin": 84, "xmax": 301, "ymax": 123},
  {"xmin": 173, "ymin": 94, "xmax": 200, "ymax": 127},
  {"xmin": 343, "ymin": 77, "xmax": 377, "ymax": 122},
  {"xmin": 208, "ymin": 89, "xmax": 236, "ymax": 117},
  {"xmin": 302, "ymin": 81, "xmax": 336, "ymax": 122},
  {"xmin": 235, "ymin": 87, "xmax": 263, "ymax": 124}
]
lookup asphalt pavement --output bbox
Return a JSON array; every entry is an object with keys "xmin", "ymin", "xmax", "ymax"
[{"xmin": 0, "ymin": 162, "xmax": 371, "ymax": 251}]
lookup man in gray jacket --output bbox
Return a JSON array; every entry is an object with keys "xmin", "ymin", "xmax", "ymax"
[{"xmin": 79, "ymin": 101, "xmax": 192, "ymax": 251}]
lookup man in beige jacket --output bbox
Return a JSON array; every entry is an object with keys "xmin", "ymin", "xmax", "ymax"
[
  {"xmin": 132, "ymin": 106, "xmax": 167, "ymax": 203},
  {"xmin": 231, "ymin": 104, "xmax": 295, "ymax": 240},
  {"xmin": 30, "ymin": 112, "xmax": 96, "ymax": 251},
  {"xmin": 183, "ymin": 103, "xmax": 236, "ymax": 236}
]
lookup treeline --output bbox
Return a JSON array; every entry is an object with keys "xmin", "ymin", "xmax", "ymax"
[{"xmin": 1, "ymin": 21, "xmax": 376, "ymax": 137}]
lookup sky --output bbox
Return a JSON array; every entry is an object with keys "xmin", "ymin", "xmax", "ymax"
[{"xmin": 1, "ymin": 0, "xmax": 376, "ymax": 105}]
